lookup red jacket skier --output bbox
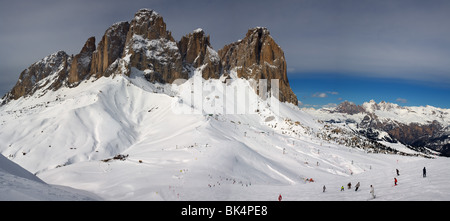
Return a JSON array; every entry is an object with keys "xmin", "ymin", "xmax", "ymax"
[
  {"xmin": 278, "ymin": 194, "xmax": 282, "ymax": 201},
  {"xmin": 394, "ymin": 177, "xmax": 398, "ymax": 186}
]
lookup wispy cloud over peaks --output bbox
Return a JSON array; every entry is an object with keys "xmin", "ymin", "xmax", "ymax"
[{"xmin": 312, "ymin": 92, "xmax": 328, "ymax": 98}]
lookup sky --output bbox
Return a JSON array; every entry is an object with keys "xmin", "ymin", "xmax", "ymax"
[{"xmin": 0, "ymin": 0, "xmax": 449, "ymax": 108}]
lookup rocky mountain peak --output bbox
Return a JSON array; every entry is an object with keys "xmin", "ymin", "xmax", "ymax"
[
  {"xmin": 127, "ymin": 8, "xmax": 173, "ymax": 42},
  {"xmin": 219, "ymin": 26, "xmax": 298, "ymax": 104},
  {"xmin": 2, "ymin": 51, "xmax": 71, "ymax": 103},
  {"xmin": 333, "ymin": 101, "xmax": 366, "ymax": 115},
  {"xmin": 122, "ymin": 9, "xmax": 185, "ymax": 83},
  {"xmin": 178, "ymin": 28, "xmax": 221, "ymax": 79},
  {"xmin": 3, "ymin": 9, "xmax": 299, "ymax": 106},
  {"xmin": 90, "ymin": 21, "xmax": 130, "ymax": 78}
]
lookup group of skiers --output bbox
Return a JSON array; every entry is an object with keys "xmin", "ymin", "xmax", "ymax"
[
  {"xmin": 320, "ymin": 166, "xmax": 427, "ymax": 199},
  {"xmin": 277, "ymin": 166, "xmax": 428, "ymax": 201},
  {"xmin": 334, "ymin": 181, "xmax": 361, "ymax": 192}
]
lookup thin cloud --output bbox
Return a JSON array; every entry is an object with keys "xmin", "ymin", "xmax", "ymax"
[
  {"xmin": 312, "ymin": 91, "xmax": 339, "ymax": 98},
  {"xmin": 312, "ymin": 92, "xmax": 327, "ymax": 98},
  {"xmin": 396, "ymin": 98, "xmax": 408, "ymax": 104}
]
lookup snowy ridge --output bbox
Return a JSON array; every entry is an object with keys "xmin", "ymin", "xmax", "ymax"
[{"xmin": 361, "ymin": 100, "xmax": 450, "ymax": 125}]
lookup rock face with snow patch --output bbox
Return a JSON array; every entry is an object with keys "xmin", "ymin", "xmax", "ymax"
[
  {"xmin": 219, "ymin": 27, "xmax": 298, "ymax": 105},
  {"xmin": 90, "ymin": 21, "xmax": 130, "ymax": 78},
  {"xmin": 122, "ymin": 8, "xmax": 187, "ymax": 83},
  {"xmin": 178, "ymin": 28, "xmax": 221, "ymax": 79},
  {"xmin": 68, "ymin": 36, "xmax": 96, "ymax": 86},
  {"xmin": 3, "ymin": 51, "xmax": 72, "ymax": 102}
]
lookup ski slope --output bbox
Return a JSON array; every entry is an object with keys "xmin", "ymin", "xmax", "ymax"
[{"xmin": 1, "ymin": 70, "xmax": 449, "ymax": 200}]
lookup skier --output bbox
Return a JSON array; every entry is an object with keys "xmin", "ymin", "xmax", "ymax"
[
  {"xmin": 396, "ymin": 169, "xmax": 400, "ymax": 176},
  {"xmin": 323, "ymin": 185, "xmax": 326, "ymax": 192},
  {"xmin": 423, "ymin": 167, "xmax": 427, "ymax": 178},
  {"xmin": 347, "ymin": 182, "xmax": 352, "ymax": 189},
  {"xmin": 370, "ymin": 185, "xmax": 375, "ymax": 199},
  {"xmin": 278, "ymin": 194, "xmax": 282, "ymax": 201},
  {"xmin": 341, "ymin": 186, "xmax": 344, "ymax": 191},
  {"xmin": 355, "ymin": 182, "xmax": 360, "ymax": 191},
  {"xmin": 394, "ymin": 177, "xmax": 398, "ymax": 186}
]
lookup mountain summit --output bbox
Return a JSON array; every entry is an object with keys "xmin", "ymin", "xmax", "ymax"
[{"xmin": 2, "ymin": 8, "xmax": 297, "ymax": 105}]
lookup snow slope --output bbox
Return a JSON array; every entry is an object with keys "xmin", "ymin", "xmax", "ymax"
[
  {"xmin": 0, "ymin": 153, "xmax": 101, "ymax": 200},
  {"xmin": 1, "ymin": 70, "xmax": 449, "ymax": 201}
]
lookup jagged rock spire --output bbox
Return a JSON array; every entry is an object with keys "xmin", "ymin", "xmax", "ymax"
[{"xmin": 68, "ymin": 36, "xmax": 96, "ymax": 86}]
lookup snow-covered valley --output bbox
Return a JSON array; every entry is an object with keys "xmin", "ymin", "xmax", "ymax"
[{"xmin": 1, "ymin": 71, "xmax": 449, "ymax": 201}]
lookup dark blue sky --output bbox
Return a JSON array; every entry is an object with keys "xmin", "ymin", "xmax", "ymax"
[
  {"xmin": 1, "ymin": 0, "xmax": 449, "ymax": 108},
  {"xmin": 289, "ymin": 73, "xmax": 450, "ymax": 108}
]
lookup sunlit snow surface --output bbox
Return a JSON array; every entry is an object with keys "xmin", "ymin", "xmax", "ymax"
[{"xmin": 1, "ymin": 71, "xmax": 449, "ymax": 200}]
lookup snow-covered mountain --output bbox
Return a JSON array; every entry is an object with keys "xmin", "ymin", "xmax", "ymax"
[
  {"xmin": 1, "ymin": 8, "xmax": 449, "ymax": 201},
  {"xmin": 304, "ymin": 100, "xmax": 450, "ymax": 156}
]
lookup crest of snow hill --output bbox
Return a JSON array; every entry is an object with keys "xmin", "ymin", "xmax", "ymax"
[{"xmin": 1, "ymin": 8, "xmax": 297, "ymax": 105}]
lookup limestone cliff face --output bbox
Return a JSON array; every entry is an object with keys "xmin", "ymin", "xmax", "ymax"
[
  {"xmin": 68, "ymin": 37, "xmax": 96, "ymax": 86},
  {"xmin": 219, "ymin": 27, "xmax": 298, "ymax": 105},
  {"xmin": 90, "ymin": 21, "xmax": 129, "ymax": 78},
  {"xmin": 178, "ymin": 29, "xmax": 221, "ymax": 79},
  {"xmin": 122, "ymin": 8, "xmax": 187, "ymax": 83}
]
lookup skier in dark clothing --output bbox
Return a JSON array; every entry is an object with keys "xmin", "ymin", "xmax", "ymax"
[
  {"xmin": 423, "ymin": 167, "xmax": 427, "ymax": 178},
  {"xmin": 396, "ymin": 169, "xmax": 400, "ymax": 176},
  {"xmin": 370, "ymin": 185, "xmax": 375, "ymax": 199},
  {"xmin": 355, "ymin": 182, "xmax": 360, "ymax": 191}
]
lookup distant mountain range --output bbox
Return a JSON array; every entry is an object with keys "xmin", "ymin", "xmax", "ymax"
[{"xmin": 304, "ymin": 100, "xmax": 450, "ymax": 156}]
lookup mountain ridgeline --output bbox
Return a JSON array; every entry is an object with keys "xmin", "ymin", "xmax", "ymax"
[
  {"xmin": 320, "ymin": 100, "xmax": 450, "ymax": 157},
  {"xmin": 1, "ymin": 8, "xmax": 297, "ymax": 105}
]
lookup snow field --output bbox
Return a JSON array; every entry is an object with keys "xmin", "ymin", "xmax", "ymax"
[{"xmin": 1, "ymin": 71, "xmax": 449, "ymax": 200}]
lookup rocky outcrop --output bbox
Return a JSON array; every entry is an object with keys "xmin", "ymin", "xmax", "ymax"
[
  {"xmin": 219, "ymin": 27, "xmax": 298, "ymax": 105},
  {"xmin": 178, "ymin": 28, "xmax": 221, "ymax": 79},
  {"xmin": 68, "ymin": 37, "xmax": 96, "ymax": 86},
  {"xmin": 3, "ymin": 51, "xmax": 71, "ymax": 102},
  {"xmin": 90, "ymin": 21, "xmax": 130, "ymax": 78},
  {"xmin": 122, "ymin": 8, "xmax": 187, "ymax": 83},
  {"xmin": 126, "ymin": 8, "xmax": 174, "ymax": 42},
  {"xmin": 333, "ymin": 101, "xmax": 366, "ymax": 115}
]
